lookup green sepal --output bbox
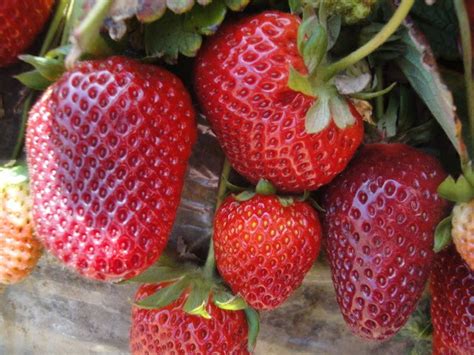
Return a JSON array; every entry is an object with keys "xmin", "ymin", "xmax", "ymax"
[
  {"xmin": 213, "ymin": 290, "xmax": 247, "ymax": 311},
  {"xmin": 433, "ymin": 215, "xmax": 453, "ymax": 253},
  {"xmin": 120, "ymin": 265, "xmax": 186, "ymax": 284},
  {"xmin": 308, "ymin": 197, "xmax": 326, "ymax": 213},
  {"xmin": 15, "ymin": 70, "xmax": 52, "ymax": 91},
  {"xmin": 297, "ymin": 14, "xmax": 318, "ymax": 55},
  {"xmin": 437, "ymin": 175, "xmax": 474, "ymax": 203},
  {"xmin": 183, "ymin": 279, "xmax": 212, "ymax": 319},
  {"xmin": 255, "ymin": 179, "xmax": 277, "ymax": 196},
  {"xmin": 225, "ymin": 0, "xmax": 250, "ymax": 11},
  {"xmin": 297, "ymin": 190, "xmax": 311, "ymax": 202},
  {"xmin": 351, "ymin": 82, "xmax": 397, "ymax": 100},
  {"xmin": 288, "ymin": 66, "xmax": 314, "ymax": 97},
  {"xmin": 135, "ymin": 276, "xmax": 189, "ymax": 309},
  {"xmin": 462, "ymin": 163, "xmax": 474, "ymax": 187},
  {"xmin": 234, "ymin": 191, "xmax": 256, "ymax": 202},
  {"xmin": 244, "ymin": 308, "xmax": 260, "ymax": 352},
  {"xmin": 18, "ymin": 55, "xmax": 65, "ymax": 81},
  {"xmin": 305, "ymin": 93, "xmax": 330, "ymax": 133},
  {"xmin": 0, "ymin": 163, "xmax": 29, "ymax": 186},
  {"xmin": 329, "ymin": 95, "xmax": 356, "ymax": 129},
  {"xmin": 302, "ymin": 24, "xmax": 328, "ymax": 74},
  {"xmin": 277, "ymin": 197, "xmax": 294, "ymax": 207}
]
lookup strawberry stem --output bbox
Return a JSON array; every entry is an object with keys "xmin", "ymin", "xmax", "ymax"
[
  {"xmin": 203, "ymin": 159, "xmax": 232, "ymax": 279},
  {"xmin": 453, "ymin": 0, "xmax": 474, "ymax": 160},
  {"xmin": 319, "ymin": 0, "xmax": 415, "ymax": 82}
]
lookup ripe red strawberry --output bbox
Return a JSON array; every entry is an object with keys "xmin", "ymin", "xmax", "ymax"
[
  {"xmin": 130, "ymin": 283, "xmax": 249, "ymax": 354},
  {"xmin": 0, "ymin": 0, "xmax": 54, "ymax": 67},
  {"xmin": 194, "ymin": 11, "xmax": 364, "ymax": 193},
  {"xmin": 322, "ymin": 143, "xmax": 448, "ymax": 340},
  {"xmin": 26, "ymin": 56, "xmax": 196, "ymax": 281},
  {"xmin": 431, "ymin": 245, "xmax": 474, "ymax": 355},
  {"xmin": 213, "ymin": 182, "xmax": 322, "ymax": 310}
]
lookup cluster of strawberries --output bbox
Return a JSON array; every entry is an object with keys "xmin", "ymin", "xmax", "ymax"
[{"xmin": 1, "ymin": 1, "xmax": 473, "ymax": 354}]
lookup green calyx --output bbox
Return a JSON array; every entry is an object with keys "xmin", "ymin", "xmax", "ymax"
[
  {"xmin": 0, "ymin": 163, "xmax": 29, "ymax": 188},
  {"xmin": 125, "ymin": 253, "xmax": 259, "ymax": 352},
  {"xmin": 438, "ymin": 163, "xmax": 474, "ymax": 203}
]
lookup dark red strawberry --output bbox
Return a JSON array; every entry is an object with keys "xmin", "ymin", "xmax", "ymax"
[
  {"xmin": 130, "ymin": 283, "xmax": 249, "ymax": 355},
  {"xmin": 213, "ymin": 181, "xmax": 322, "ymax": 310},
  {"xmin": 194, "ymin": 11, "xmax": 364, "ymax": 193},
  {"xmin": 431, "ymin": 245, "xmax": 474, "ymax": 355},
  {"xmin": 26, "ymin": 56, "xmax": 196, "ymax": 281},
  {"xmin": 0, "ymin": 0, "xmax": 54, "ymax": 67},
  {"xmin": 322, "ymin": 143, "xmax": 448, "ymax": 340}
]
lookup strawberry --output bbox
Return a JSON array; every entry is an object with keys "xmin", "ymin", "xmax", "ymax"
[
  {"xmin": 451, "ymin": 200, "xmax": 474, "ymax": 270},
  {"xmin": 0, "ymin": 0, "xmax": 54, "ymax": 67},
  {"xmin": 0, "ymin": 164, "xmax": 42, "ymax": 284},
  {"xmin": 26, "ymin": 56, "xmax": 196, "ymax": 281},
  {"xmin": 130, "ymin": 283, "xmax": 249, "ymax": 355},
  {"xmin": 213, "ymin": 180, "xmax": 322, "ymax": 310},
  {"xmin": 194, "ymin": 11, "xmax": 364, "ymax": 193},
  {"xmin": 322, "ymin": 143, "xmax": 448, "ymax": 340},
  {"xmin": 431, "ymin": 245, "xmax": 474, "ymax": 354}
]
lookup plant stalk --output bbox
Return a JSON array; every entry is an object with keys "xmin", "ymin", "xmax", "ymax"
[
  {"xmin": 203, "ymin": 159, "xmax": 232, "ymax": 279},
  {"xmin": 320, "ymin": 0, "xmax": 415, "ymax": 82},
  {"xmin": 454, "ymin": 0, "xmax": 474, "ymax": 156},
  {"xmin": 375, "ymin": 66, "xmax": 385, "ymax": 120}
]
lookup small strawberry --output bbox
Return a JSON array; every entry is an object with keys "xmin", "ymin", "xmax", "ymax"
[
  {"xmin": 213, "ymin": 180, "xmax": 322, "ymax": 310},
  {"xmin": 130, "ymin": 283, "xmax": 250, "ymax": 355},
  {"xmin": 451, "ymin": 201, "xmax": 474, "ymax": 270},
  {"xmin": 0, "ymin": 0, "xmax": 54, "ymax": 67},
  {"xmin": 195, "ymin": 11, "xmax": 364, "ymax": 193},
  {"xmin": 26, "ymin": 56, "xmax": 196, "ymax": 281},
  {"xmin": 431, "ymin": 245, "xmax": 474, "ymax": 354},
  {"xmin": 322, "ymin": 143, "xmax": 448, "ymax": 340},
  {"xmin": 0, "ymin": 164, "xmax": 42, "ymax": 284}
]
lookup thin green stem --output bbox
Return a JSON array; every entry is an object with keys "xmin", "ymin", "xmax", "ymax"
[
  {"xmin": 11, "ymin": 94, "xmax": 33, "ymax": 160},
  {"xmin": 40, "ymin": 0, "xmax": 69, "ymax": 56},
  {"xmin": 203, "ymin": 159, "xmax": 232, "ymax": 279},
  {"xmin": 454, "ymin": 0, "xmax": 474, "ymax": 158},
  {"xmin": 375, "ymin": 66, "xmax": 385, "ymax": 120},
  {"xmin": 320, "ymin": 0, "xmax": 414, "ymax": 82}
]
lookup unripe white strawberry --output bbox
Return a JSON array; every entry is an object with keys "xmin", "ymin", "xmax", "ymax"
[
  {"xmin": 452, "ymin": 200, "xmax": 474, "ymax": 270},
  {"xmin": 0, "ymin": 164, "xmax": 42, "ymax": 284}
]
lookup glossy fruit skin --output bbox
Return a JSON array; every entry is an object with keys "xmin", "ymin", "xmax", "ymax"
[
  {"xmin": 0, "ymin": 169, "xmax": 42, "ymax": 284},
  {"xmin": 26, "ymin": 56, "xmax": 196, "ymax": 281},
  {"xmin": 322, "ymin": 143, "xmax": 448, "ymax": 340},
  {"xmin": 0, "ymin": 0, "xmax": 54, "ymax": 67},
  {"xmin": 130, "ymin": 283, "xmax": 249, "ymax": 355},
  {"xmin": 195, "ymin": 11, "xmax": 364, "ymax": 193},
  {"xmin": 214, "ymin": 194, "xmax": 321, "ymax": 310},
  {"xmin": 431, "ymin": 246, "xmax": 474, "ymax": 355},
  {"xmin": 452, "ymin": 200, "xmax": 474, "ymax": 270}
]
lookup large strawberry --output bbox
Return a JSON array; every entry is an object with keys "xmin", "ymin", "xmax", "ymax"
[
  {"xmin": 213, "ymin": 180, "xmax": 322, "ymax": 310},
  {"xmin": 322, "ymin": 143, "xmax": 448, "ymax": 340},
  {"xmin": 130, "ymin": 283, "xmax": 250, "ymax": 355},
  {"xmin": 431, "ymin": 245, "xmax": 474, "ymax": 354},
  {"xmin": 0, "ymin": 0, "xmax": 54, "ymax": 67},
  {"xmin": 26, "ymin": 56, "xmax": 196, "ymax": 281},
  {"xmin": 194, "ymin": 11, "xmax": 364, "ymax": 193},
  {"xmin": 0, "ymin": 164, "xmax": 42, "ymax": 284}
]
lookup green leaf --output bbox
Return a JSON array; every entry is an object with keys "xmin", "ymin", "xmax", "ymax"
[
  {"xmin": 185, "ymin": 1, "xmax": 227, "ymax": 35},
  {"xmin": 234, "ymin": 191, "xmax": 256, "ymax": 202},
  {"xmin": 213, "ymin": 291, "xmax": 247, "ymax": 310},
  {"xmin": 397, "ymin": 24, "xmax": 468, "ymax": 161},
  {"xmin": 145, "ymin": 10, "xmax": 202, "ymax": 62},
  {"xmin": 305, "ymin": 94, "xmax": 330, "ymax": 133},
  {"xmin": 438, "ymin": 175, "xmax": 474, "ymax": 203},
  {"xmin": 121, "ymin": 266, "xmax": 185, "ymax": 284},
  {"xmin": 183, "ymin": 280, "xmax": 212, "ymax": 319},
  {"xmin": 434, "ymin": 215, "xmax": 453, "ymax": 252},
  {"xmin": 244, "ymin": 308, "xmax": 260, "ymax": 352},
  {"xmin": 15, "ymin": 70, "xmax": 52, "ymax": 91},
  {"xmin": 288, "ymin": 66, "xmax": 314, "ymax": 97},
  {"xmin": 135, "ymin": 277, "xmax": 189, "ymax": 309},
  {"xmin": 19, "ymin": 55, "xmax": 65, "ymax": 81},
  {"xmin": 225, "ymin": 0, "xmax": 250, "ymax": 11},
  {"xmin": 411, "ymin": 0, "xmax": 460, "ymax": 61}
]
